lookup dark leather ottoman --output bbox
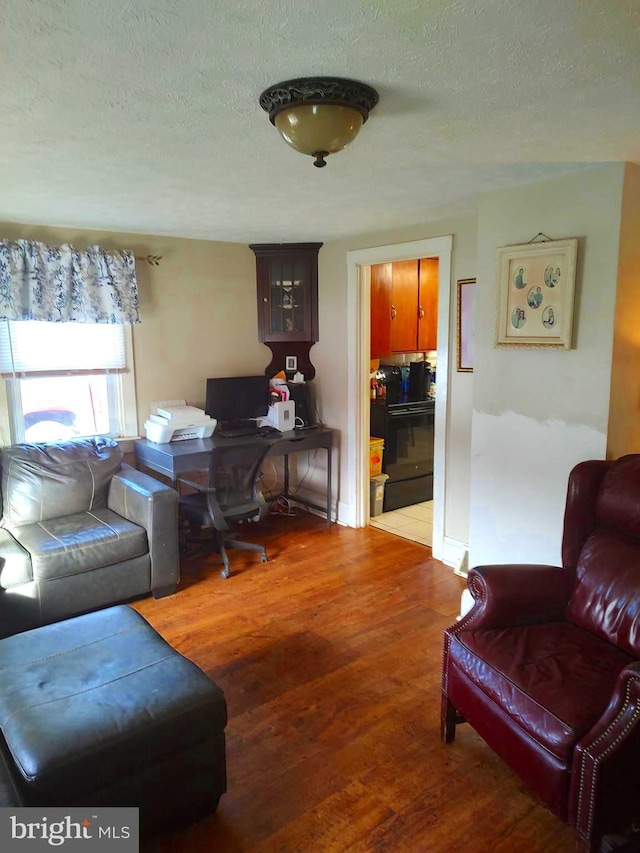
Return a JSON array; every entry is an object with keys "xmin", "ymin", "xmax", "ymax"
[{"xmin": 0, "ymin": 605, "xmax": 227, "ymax": 835}]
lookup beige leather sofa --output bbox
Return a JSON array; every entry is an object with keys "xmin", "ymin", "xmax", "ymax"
[{"xmin": 0, "ymin": 437, "xmax": 179, "ymax": 636}]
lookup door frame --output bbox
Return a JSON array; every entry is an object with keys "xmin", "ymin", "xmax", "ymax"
[{"xmin": 346, "ymin": 235, "xmax": 453, "ymax": 560}]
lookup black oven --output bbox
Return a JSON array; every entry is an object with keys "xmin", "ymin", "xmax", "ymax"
[{"xmin": 370, "ymin": 398, "xmax": 435, "ymax": 512}]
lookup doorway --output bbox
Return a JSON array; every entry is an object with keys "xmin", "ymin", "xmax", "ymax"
[{"xmin": 346, "ymin": 236, "xmax": 453, "ymax": 560}]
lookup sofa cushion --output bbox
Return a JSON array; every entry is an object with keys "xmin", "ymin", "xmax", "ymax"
[
  {"xmin": 1, "ymin": 437, "xmax": 123, "ymax": 528},
  {"xmin": 9, "ymin": 509, "xmax": 148, "ymax": 580},
  {"xmin": 0, "ymin": 606, "xmax": 227, "ymax": 803},
  {"xmin": 0, "ymin": 528, "xmax": 32, "ymax": 588},
  {"xmin": 450, "ymin": 621, "xmax": 634, "ymax": 762}
]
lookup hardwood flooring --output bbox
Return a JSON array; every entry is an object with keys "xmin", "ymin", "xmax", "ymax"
[{"xmin": 134, "ymin": 512, "xmax": 575, "ymax": 853}]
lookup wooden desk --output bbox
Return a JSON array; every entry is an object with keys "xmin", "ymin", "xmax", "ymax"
[{"xmin": 135, "ymin": 427, "xmax": 334, "ymax": 524}]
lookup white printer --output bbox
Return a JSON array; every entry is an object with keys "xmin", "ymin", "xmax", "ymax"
[{"xmin": 144, "ymin": 400, "xmax": 216, "ymax": 443}]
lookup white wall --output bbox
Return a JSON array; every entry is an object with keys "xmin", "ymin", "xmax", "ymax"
[
  {"xmin": 469, "ymin": 164, "xmax": 625, "ymax": 568},
  {"xmin": 316, "ymin": 215, "xmax": 477, "ymax": 542}
]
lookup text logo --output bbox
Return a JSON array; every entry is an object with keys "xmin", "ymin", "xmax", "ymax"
[{"xmin": 0, "ymin": 807, "xmax": 138, "ymax": 850}]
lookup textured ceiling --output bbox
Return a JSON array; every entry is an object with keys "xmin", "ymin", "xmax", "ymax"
[{"xmin": 1, "ymin": 0, "xmax": 639, "ymax": 242}]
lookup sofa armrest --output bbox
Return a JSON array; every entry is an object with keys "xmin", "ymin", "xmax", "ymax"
[
  {"xmin": 108, "ymin": 464, "xmax": 179, "ymax": 595},
  {"xmin": 460, "ymin": 563, "xmax": 576, "ymax": 632},
  {"xmin": 570, "ymin": 663, "xmax": 640, "ymax": 844}
]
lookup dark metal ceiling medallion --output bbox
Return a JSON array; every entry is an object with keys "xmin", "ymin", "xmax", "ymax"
[{"xmin": 259, "ymin": 77, "xmax": 379, "ymax": 124}]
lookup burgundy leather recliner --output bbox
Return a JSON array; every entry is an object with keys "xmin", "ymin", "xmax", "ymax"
[{"xmin": 441, "ymin": 456, "xmax": 640, "ymax": 853}]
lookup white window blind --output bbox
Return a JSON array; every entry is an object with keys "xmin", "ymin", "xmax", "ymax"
[{"xmin": 0, "ymin": 321, "xmax": 127, "ymax": 377}]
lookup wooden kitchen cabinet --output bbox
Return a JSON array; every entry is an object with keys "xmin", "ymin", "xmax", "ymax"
[
  {"xmin": 370, "ymin": 263, "xmax": 392, "ymax": 358},
  {"xmin": 370, "ymin": 258, "xmax": 438, "ymax": 357},
  {"xmin": 417, "ymin": 258, "xmax": 438, "ymax": 351},
  {"xmin": 390, "ymin": 260, "xmax": 419, "ymax": 352}
]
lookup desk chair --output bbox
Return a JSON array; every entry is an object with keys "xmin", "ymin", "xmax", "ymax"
[{"xmin": 178, "ymin": 442, "xmax": 272, "ymax": 578}]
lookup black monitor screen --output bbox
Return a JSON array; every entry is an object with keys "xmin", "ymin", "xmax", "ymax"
[{"xmin": 205, "ymin": 375, "xmax": 269, "ymax": 422}]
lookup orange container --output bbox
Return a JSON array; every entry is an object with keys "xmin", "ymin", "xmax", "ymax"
[{"xmin": 369, "ymin": 437, "xmax": 385, "ymax": 477}]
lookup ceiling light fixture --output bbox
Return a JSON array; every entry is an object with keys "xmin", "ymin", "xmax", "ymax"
[{"xmin": 259, "ymin": 77, "xmax": 379, "ymax": 168}]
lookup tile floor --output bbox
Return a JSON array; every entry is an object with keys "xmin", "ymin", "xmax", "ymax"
[{"xmin": 369, "ymin": 500, "xmax": 433, "ymax": 547}]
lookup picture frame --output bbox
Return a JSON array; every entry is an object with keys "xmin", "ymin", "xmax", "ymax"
[
  {"xmin": 457, "ymin": 278, "xmax": 476, "ymax": 372},
  {"xmin": 285, "ymin": 355, "xmax": 298, "ymax": 372},
  {"xmin": 495, "ymin": 238, "xmax": 578, "ymax": 349}
]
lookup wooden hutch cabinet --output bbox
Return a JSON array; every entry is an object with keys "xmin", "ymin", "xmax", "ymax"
[
  {"xmin": 250, "ymin": 243, "xmax": 322, "ymax": 343},
  {"xmin": 250, "ymin": 242, "xmax": 323, "ymax": 378}
]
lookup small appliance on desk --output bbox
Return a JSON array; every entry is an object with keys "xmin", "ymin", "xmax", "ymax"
[
  {"xmin": 260, "ymin": 400, "xmax": 295, "ymax": 432},
  {"xmin": 145, "ymin": 401, "xmax": 216, "ymax": 443}
]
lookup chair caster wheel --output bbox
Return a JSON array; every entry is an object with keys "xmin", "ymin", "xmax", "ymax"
[
  {"xmin": 221, "ymin": 568, "xmax": 230, "ymax": 579},
  {"xmin": 260, "ymin": 554, "xmax": 268, "ymax": 563}
]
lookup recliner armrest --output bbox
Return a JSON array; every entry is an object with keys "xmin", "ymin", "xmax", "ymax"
[
  {"xmin": 570, "ymin": 662, "xmax": 640, "ymax": 843},
  {"xmin": 442, "ymin": 564, "xmax": 576, "ymax": 697},
  {"xmin": 461, "ymin": 564, "xmax": 576, "ymax": 631},
  {"xmin": 108, "ymin": 464, "xmax": 179, "ymax": 595}
]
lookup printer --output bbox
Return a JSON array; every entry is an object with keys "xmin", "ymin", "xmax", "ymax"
[{"xmin": 144, "ymin": 400, "xmax": 216, "ymax": 443}]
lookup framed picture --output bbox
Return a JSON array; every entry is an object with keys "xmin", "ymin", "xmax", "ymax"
[
  {"xmin": 457, "ymin": 278, "xmax": 476, "ymax": 372},
  {"xmin": 285, "ymin": 355, "xmax": 298, "ymax": 372},
  {"xmin": 495, "ymin": 238, "xmax": 578, "ymax": 349}
]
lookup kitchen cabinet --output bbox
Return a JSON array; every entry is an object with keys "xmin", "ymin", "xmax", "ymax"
[
  {"xmin": 370, "ymin": 258, "xmax": 439, "ymax": 357},
  {"xmin": 417, "ymin": 258, "xmax": 438, "ymax": 351},
  {"xmin": 390, "ymin": 260, "xmax": 420, "ymax": 352},
  {"xmin": 370, "ymin": 263, "xmax": 392, "ymax": 358}
]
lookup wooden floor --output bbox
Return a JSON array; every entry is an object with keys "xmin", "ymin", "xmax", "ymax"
[{"xmin": 135, "ymin": 512, "xmax": 576, "ymax": 853}]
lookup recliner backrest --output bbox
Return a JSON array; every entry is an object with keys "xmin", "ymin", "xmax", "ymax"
[
  {"xmin": 566, "ymin": 454, "xmax": 640, "ymax": 658},
  {"xmin": 0, "ymin": 437, "xmax": 123, "ymax": 528}
]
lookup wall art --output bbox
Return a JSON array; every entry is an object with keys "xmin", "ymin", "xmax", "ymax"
[
  {"xmin": 495, "ymin": 238, "xmax": 578, "ymax": 349},
  {"xmin": 457, "ymin": 278, "xmax": 475, "ymax": 371}
]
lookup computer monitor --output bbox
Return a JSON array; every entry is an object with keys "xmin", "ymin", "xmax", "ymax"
[{"xmin": 205, "ymin": 375, "xmax": 270, "ymax": 424}]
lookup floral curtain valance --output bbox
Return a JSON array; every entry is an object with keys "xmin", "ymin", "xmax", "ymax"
[{"xmin": 0, "ymin": 240, "xmax": 141, "ymax": 324}]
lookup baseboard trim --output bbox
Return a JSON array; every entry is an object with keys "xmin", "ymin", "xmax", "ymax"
[
  {"xmin": 442, "ymin": 536, "xmax": 469, "ymax": 577},
  {"xmin": 288, "ymin": 487, "xmax": 347, "ymax": 526}
]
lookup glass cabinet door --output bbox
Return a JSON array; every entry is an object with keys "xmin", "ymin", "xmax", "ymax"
[
  {"xmin": 268, "ymin": 260, "xmax": 307, "ymax": 335},
  {"xmin": 251, "ymin": 243, "xmax": 321, "ymax": 344}
]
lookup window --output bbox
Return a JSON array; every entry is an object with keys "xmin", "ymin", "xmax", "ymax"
[{"xmin": 0, "ymin": 321, "xmax": 138, "ymax": 443}]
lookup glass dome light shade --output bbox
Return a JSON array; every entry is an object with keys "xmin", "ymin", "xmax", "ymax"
[{"xmin": 274, "ymin": 104, "xmax": 364, "ymax": 157}]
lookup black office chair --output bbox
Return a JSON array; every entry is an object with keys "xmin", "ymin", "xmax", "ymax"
[{"xmin": 178, "ymin": 442, "xmax": 272, "ymax": 578}]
